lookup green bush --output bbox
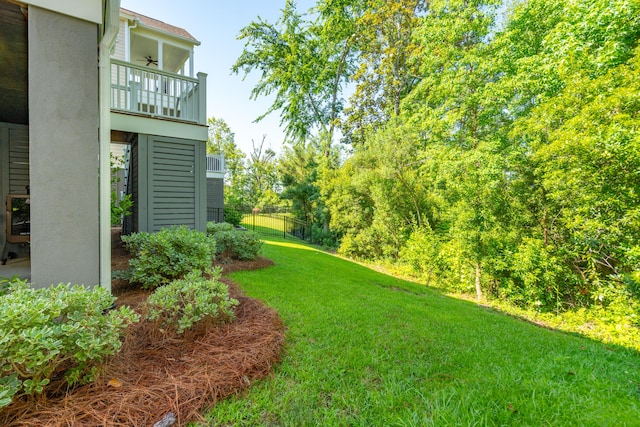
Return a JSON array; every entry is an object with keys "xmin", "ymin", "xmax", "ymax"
[
  {"xmin": 0, "ymin": 280, "xmax": 138, "ymax": 409},
  {"xmin": 121, "ymin": 226, "xmax": 217, "ymax": 289},
  {"xmin": 311, "ymin": 224, "xmax": 338, "ymax": 249},
  {"xmin": 0, "ymin": 276, "xmax": 13, "ymax": 296},
  {"xmin": 509, "ymin": 237, "xmax": 582, "ymax": 311},
  {"xmin": 223, "ymin": 206, "xmax": 243, "ymax": 226},
  {"xmin": 145, "ymin": 269, "xmax": 238, "ymax": 334},
  {"xmin": 213, "ymin": 230, "xmax": 263, "ymax": 261},
  {"xmin": 111, "ymin": 192, "xmax": 133, "ymax": 226},
  {"xmin": 206, "ymin": 221, "xmax": 235, "ymax": 235},
  {"xmin": 400, "ymin": 227, "xmax": 444, "ymax": 287},
  {"xmin": 110, "ymin": 154, "xmax": 133, "ymax": 226}
]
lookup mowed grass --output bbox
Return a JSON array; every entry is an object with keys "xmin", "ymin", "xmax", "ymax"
[
  {"xmin": 240, "ymin": 213, "xmax": 293, "ymax": 235},
  {"xmin": 204, "ymin": 238, "xmax": 640, "ymax": 426}
]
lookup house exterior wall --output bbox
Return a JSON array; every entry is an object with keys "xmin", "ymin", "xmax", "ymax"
[
  {"xmin": 21, "ymin": 0, "xmax": 101, "ymax": 24},
  {"xmin": 207, "ymin": 178, "xmax": 224, "ymax": 209},
  {"xmin": 0, "ymin": 127, "xmax": 8, "ymax": 251},
  {"xmin": 122, "ymin": 137, "xmax": 139, "ymax": 236},
  {"xmin": 28, "ymin": 7, "xmax": 100, "ymax": 287},
  {"xmin": 8, "ymin": 127, "xmax": 29, "ymax": 195},
  {"xmin": 125, "ymin": 134, "xmax": 206, "ymax": 234},
  {"xmin": 206, "ymin": 177, "xmax": 224, "ymax": 222},
  {"xmin": 113, "ymin": 19, "xmax": 127, "ymax": 60},
  {"xmin": 111, "ymin": 113, "xmax": 207, "ymax": 141},
  {"xmin": 0, "ymin": 123, "xmax": 30, "ymax": 257}
]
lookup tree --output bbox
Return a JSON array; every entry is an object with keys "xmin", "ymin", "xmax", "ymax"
[
  {"xmin": 278, "ymin": 142, "xmax": 320, "ymax": 223},
  {"xmin": 402, "ymin": 0, "xmax": 505, "ymax": 299},
  {"xmin": 231, "ymin": 0, "xmax": 640, "ymax": 320},
  {"xmin": 245, "ymin": 135, "xmax": 279, "ymax": 207},
  {"xmin": 342, "ymin": 0, "xmax": 427, "ymax": 146},
  {"xmin": 501, "ymin": 0, "xmax": 640, "ymax": 308},
  {"xmin": 233, "ymin": 0, "xmax": 355, "ymax": 149},
  {"xmin": 206, "ymin": 116, "xmax": 248, "ymax": 205}
]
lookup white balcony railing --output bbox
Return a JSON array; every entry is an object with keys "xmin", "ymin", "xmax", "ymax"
[
  {"xmin": 110, "ymin": 59, "xmax": 206, "ymax": 124},
  {"xmin": 206, "ymin": 154, "xmax": 225, "ymax": 173}
]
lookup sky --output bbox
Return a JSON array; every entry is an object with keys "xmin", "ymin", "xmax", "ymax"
[{"xmin": 121, "ymin": 0, "xmax": 317, "ymax": 155}]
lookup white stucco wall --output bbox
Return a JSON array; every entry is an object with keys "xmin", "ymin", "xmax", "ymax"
[{"xmin": 28, "ymin": 7, "xmax": 100, "ymax": 287}]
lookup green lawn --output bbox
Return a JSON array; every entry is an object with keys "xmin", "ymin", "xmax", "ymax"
[{"xmin": 204, "ymin": 238, "xmax": 640, "ymax": 426}]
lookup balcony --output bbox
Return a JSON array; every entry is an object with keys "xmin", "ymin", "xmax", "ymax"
[
  {"xmin": 110, "ymin": 59, "xmax": 206, "ymax": 124},
  {"xmin": 206, "ymin": 154, "xmax": 225, "ymax": 178}
]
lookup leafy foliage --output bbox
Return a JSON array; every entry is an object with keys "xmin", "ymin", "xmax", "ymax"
[
  {"xmin": 145, "ymin": 269, "xmax": 238, "ymax": 335},
  {"xmin": 121, "ymin": 226, "xmax": 217, "ymax": 289},
  {"xmin": 235, "ymin": 0, "xmax": 640, "ymax": 331},
  {"xmin": 0, "ymin": 280, "xmax": 138, "ymax": 408},
  {"xmin": 223, "ymin": 206, "xmax": 244, "ymax": 227},
  {"xmin": 342, "ymin": 0, "xmax": 427, "ymax": 144},
  {"xmin": 246, "ymin": 137, "xmax": 279, "ymax": 207},
  {"xmin": 207, "ymin": 221, "xmax": 263, "ymax": 260},
  {"xmin": 206, "ymin": 221, "xmax": 236, "ymax": 235},
  {"xmin": 211, "ymin": 231, "xmax": 263, "ymax": 262},
  {"xmin": 110, "ymin": 154, "xmax": 133, "ymax": 226},
  {"xmin": 233, "ymin": 0, "xmax": 354, "ymax": 145},
  {"xmin": 207, "ymin": 116, "xmax": 249, "ymax": 205}
]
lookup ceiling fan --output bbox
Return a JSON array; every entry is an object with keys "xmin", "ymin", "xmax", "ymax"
[{"xmin": 137, "ymin": 55, "xmax": 158, "ymax": 67}]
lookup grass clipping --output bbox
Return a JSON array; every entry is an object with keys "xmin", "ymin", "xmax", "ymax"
[{"xmin": 1, "ymin": 272, "xmax": 285, "ymax": 426}]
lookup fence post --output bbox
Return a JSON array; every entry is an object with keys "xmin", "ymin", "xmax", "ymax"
[
  {"xmin": 283, "ymin": 217, "xmax": 287, "ymax": 239},
  {"xmin": 252, "ymin": 211, "xmax": 256, "ymax": 231}
]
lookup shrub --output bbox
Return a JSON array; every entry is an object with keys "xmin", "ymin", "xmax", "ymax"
[
  {"xmin": 111, "ymin": 192, "xmax": 133, "ymax": 226},
  {"xmin": 121, "ymin": 226, "xmax": 216, "ymax": 289},
  {"xmin": 110, "ymin": 154, "xmax": 133, "ymax": 226},
  {"xmin": 214, "ymin": 230, "xmax": 263, "ymax": 261},
  {"xmin": 0, "ymin": 280, "xmax": 139, "ymax": 409},
  {"xmin": 400, "ymin": 227, "xmax": 444, "ymax": 287},
  {"xmin": 311, "ymin": 224, "xmax": 338, "ymax": 249},
  {"xmin": 510, "ymin": 237, "xmax": 581, "ymax": 310},
  {"xmin": 144, "ymin": 269, "xmax": 238, "ymax": 334},
  {"xmin": 223, "ymin": 206, "xmax": 243, "ymax": 227},
  {"xmin": 206, "ymin": 221, "xmax": 235, "ymax": 235},
  {"xmin": 0, "ymin": 276, "xmax": 13, "ymax": 296}
]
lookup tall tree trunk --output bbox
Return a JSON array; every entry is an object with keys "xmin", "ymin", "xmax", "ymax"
[{"xmin": 475, "ymin": 261, "xmax": 483, "ymax": 300}]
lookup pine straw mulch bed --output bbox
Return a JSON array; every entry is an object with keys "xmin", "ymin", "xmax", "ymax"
[{"xmin": 0, "ymin": 231, "xmax": 284, "ymax": 427}]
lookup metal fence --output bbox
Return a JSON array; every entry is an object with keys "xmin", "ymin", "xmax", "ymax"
[
  {"xmin": 242, "ymin": 212, "xmax": 312, "ymax": 243},
  {"xmin": 206, "ymin": 206, "xmax": 312, "ymax": 243},
  {"xmin": 207, "ymin": 208, "xmax": 224, "ymax": 223}
]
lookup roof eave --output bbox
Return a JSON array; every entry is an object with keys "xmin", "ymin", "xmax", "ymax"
[{"xmin": 135, "ymin": 20, "xmax": 201, "ymax": 46}]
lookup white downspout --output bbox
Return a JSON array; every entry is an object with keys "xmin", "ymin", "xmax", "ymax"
[
  {"xmin": 98, "ymin": 0, "xmax": 120, "ymax": 291},
  {"xmin": 125, "ymin": 17, "xmax": 140, "ymax": 62}
]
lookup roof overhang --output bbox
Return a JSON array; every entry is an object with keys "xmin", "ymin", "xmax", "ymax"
[
  {"xmin": 119, "ymin": 8, "xmax": 200, "ymax": 46},
  {"xmin": 20, "ymin": 0, "xmax": 102, "ymax": 24}
]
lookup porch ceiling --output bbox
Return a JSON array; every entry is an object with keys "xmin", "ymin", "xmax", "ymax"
[
  {"xmin": 130, "ymin": 33, "xmax": 190, "ymax": 74},
  {"xmin": 0, "ymin": 1, "xmax": 28, "ymax": 125}
]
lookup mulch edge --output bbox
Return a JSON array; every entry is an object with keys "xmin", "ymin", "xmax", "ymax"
[{"xmin": 1, "ymin": 254, "xmax": 284, "ymax": 427}]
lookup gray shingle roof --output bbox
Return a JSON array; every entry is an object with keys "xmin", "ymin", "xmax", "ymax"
[{"xmin": 120, "ymin": 7, "xmax": 198, "ymax": 43}]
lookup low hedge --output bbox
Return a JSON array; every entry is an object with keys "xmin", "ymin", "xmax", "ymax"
[
  {"xmin": 121, "ymin": 226, "xmax": 217, "ymax": 289},
  {"xmin": 0, "ymin": 279, "xmax": 138, "ymax": 409},
  {"xmin": 206, "ymin": 222, "xmax": 262, "ymax": 261}
]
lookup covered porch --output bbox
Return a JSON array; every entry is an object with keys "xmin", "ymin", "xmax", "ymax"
[{"xmin": 0, "ymin": 0, "xmax": 110, "ymax": 288}]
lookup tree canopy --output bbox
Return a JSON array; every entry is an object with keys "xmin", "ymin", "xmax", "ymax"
[{"xmin": 230, "ymin": 0, "xmax": 640, "ymax": 335}]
